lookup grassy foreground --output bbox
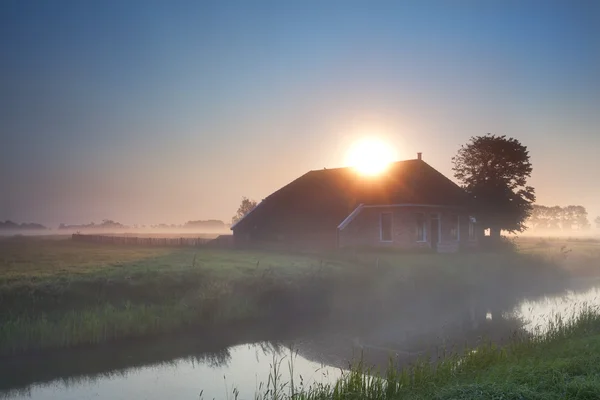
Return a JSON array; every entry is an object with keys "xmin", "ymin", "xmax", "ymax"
[
  {"xmin": 0, "ymin": 237, "xmax": 335, "ymax": 355},
  {"xmin": 254, "ymin": 306, "xmax": 600, "ymax": 400},
  {"xmin": 0, "ymin": 235, "xmax": 582, "ymax": 356}
]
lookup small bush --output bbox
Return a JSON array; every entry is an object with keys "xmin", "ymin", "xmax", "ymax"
[{"xmin": 480, "ymin": 236, "xmax": 518, "ymax": 252}]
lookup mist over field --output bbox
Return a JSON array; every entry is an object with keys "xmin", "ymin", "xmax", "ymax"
[{"xmin": 1, "ymin": 0, "xmax": 599, "ymax": 399}]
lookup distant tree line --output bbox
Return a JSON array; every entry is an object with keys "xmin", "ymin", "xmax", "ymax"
[
  {"xmin": 0, "ymin": 220, "xmax": 48, "ymax": 230},
  {"xmin": 527, "ymin": 205, "xmax": 591, "ymax": 232},
  {"xmin": 58, "ymin": 219, "xmax": 229, "ymax": 231},
  {"xmin": 58, "ymin": 219, "xmax": 128, "ymax": 230},
  {"xmin": 146, "ymin": 220, "xmax": 228, "ymax": 230},
  {"xmin": 182, "ymin": 219, "xmax": 227, "ymax": 230}
]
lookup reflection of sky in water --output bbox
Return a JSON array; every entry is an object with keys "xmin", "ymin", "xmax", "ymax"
[
  {"xmin": 5, "ymin": 344, "xmax": 342, "ymax": 400},
  {"xmin": 513, "ymin": 286, "xmax": 600, "ymax": 334}
]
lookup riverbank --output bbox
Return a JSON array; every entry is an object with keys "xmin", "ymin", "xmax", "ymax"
[
  {"xmin": 258, "ymin": 306, "xmax": 600, "ymax": 399},
  {"xmin": 0, "ymin": 235, "xmax": 585, "ymax": 356},
  {"xmin": 2, "ymin": 287, "xmax": 599, "ymax": 399}
]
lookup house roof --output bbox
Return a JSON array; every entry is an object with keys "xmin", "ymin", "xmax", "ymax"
[{"xmin": 232, "ymin": 158, "xmax": 474, "ymax": 231}]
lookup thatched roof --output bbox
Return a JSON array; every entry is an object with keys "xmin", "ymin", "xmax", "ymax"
[{"xmin": 232, "ymin": 159, "xmax": 473, "ymax": 232}]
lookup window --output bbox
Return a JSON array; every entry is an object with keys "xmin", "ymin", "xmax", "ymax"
[
  {"xmin": 380, "ymin": 213, "xmax": 393, "ymax": 242},
  {"xmin": 416, "ymin": 213, "xmax": 427, "ymax": 242},
  {"xmin": 450, "ymin": 214, "xmax": 460, "ymax": 241},
  {"xmin": 468, "ymin": 216, "xmax": 476, "ymax": 240}
]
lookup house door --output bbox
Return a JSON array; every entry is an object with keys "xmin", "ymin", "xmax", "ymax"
[{"xmin": 430, "ymin": 215, "xmax": 440, "ymax": 250}]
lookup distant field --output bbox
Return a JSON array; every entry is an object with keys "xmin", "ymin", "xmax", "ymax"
[
  {"xmin": 515, "ymin": 236, "xmax": 600, "ymax": 277},
  {"xmin": 0, "ymin": 231, "xmax": 224, "ymax": 239},
  {"xmin": 2, "ymin": 234, "xmax": 598, "ymax": 291},
  {"xmin": 0, "ymin": 236, "xmax": 314, "ymax": 283},
  {"xmin": 2, "ymin": 234, "xmax": 595, "ymax": 282}
]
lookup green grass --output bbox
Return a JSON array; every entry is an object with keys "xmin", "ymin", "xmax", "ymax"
[
  {"xmin": 0, "ymin": 235, "xmax": 587, "ymax": 356},
  {"xmin": 251, "ymin": 306, "xmax": 600, "ymax": 399},
  {"xmin": 0, "ymin": 236, "xmax": 324, "ymax": 281},
  {"xmin": 0, "ymin": 236, "xmax": 349, "ymax": 355}
]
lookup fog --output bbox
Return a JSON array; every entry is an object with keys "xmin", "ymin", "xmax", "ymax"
[
  {"xmin": 3, "ymin": 243, "xmax": 599, "ymax": 397},
  {"xmin": 517, "ymin": 230, "xmax": 600, "ymax": 239}
]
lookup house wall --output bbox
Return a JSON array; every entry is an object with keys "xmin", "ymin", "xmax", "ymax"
[{"xmin": 338, "ymin": 206, "xmax": 480, "ymax": 251}]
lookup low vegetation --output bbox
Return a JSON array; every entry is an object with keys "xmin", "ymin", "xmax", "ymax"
[
  {"xmin": 0, "ymin": 235, "xmax": 596, "ymax": 356},
  {"xmin": 252, "ymin": 306, "xmax": 600, "ymax": 399},
  {"xmin": 0, "ymin": 237, "xmax": 333, "ymax": 355}
]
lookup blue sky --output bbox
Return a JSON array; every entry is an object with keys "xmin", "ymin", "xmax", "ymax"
[{"xmin": 1, "ymin": 0, "xmax": 599, "ymax": 226}]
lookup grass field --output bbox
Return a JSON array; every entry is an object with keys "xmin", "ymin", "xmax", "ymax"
[{"xmin": 0, "ymin": 235, "xmax": 596, "ymax": 356}]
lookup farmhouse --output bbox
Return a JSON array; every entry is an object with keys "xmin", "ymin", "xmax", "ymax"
[{"xmin": 231, "ymin": 154, "xmax": 481, "ymax": 252}]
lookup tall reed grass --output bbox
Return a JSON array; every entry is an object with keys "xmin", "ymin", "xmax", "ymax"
[{"xmin": 0, "ymin": 294, "xmax": 266, "ymax": 356}]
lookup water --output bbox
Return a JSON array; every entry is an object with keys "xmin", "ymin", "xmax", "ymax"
[
  {"xmin": 515, "ymin": 285, "xmax": 600, "ymax": 334},
  {"xmin": 3, "ymin": 344, "xmax": 342, "ymax": 400},
  {"xmin": 2, "ymin": 284, "xmax": 599, "ymax": 400}
]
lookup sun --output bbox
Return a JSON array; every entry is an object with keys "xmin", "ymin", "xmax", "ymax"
[{"xmin": 345, "ymin": 138, "xmax": 396, "ymax": 176}]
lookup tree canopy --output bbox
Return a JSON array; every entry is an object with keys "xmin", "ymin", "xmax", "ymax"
[
  {"xmin": 232, "ymin": 197, "xmax": 258, "ymax": 225},
  {"xmin": 453, "ymin": 134, "xmax": 535, "ymax": 238},
  {"xmin": 0, "ymin": 221, "xmax": 47, "ymax": 230},
  {"xmin": 58, "ymin": 220, "xmax": 128, "ymax": 230},
  {"xmin": 595, "ymin": 216, "xmax": 600, "ymax": 229}
]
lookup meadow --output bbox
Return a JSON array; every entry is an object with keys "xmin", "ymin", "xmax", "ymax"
[{"xmin": 0, "ymin": 235, "xmax": 597, "ymax": 356}]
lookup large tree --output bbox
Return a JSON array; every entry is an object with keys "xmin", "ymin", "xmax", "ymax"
[
  {"xmin": 595, "ymin": 216, "xmax": 600, "ymax": 229},
  {"xmin": 453, "ymin": 134, "xmax": 535, "ymax": 239},
  {"xmin": 231, "ymin": 197, "xmax": 258, "ymax": 225}
]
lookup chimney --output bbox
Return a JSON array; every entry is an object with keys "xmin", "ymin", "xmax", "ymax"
[{"xmin": 417, "ymin": 152, "xmax": 422, "ymax": 160}]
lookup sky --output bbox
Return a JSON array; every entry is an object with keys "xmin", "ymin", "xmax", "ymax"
[{"xmin": 1, "ymin": 0, "xmax": 599, "ymax": 228}]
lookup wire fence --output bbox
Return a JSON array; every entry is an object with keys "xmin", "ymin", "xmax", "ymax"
[{"xmin": 71, "ymin": 233, "xmax": 234, "ymax": 248}]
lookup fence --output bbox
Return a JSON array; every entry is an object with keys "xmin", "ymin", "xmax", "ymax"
[{"xmin": 72, "ymin": 233, "xmax": 234, "ymax": 248}]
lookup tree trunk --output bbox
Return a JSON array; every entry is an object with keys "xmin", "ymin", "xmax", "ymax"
[{"xmin": 490, "ymin": 226, "xmax": 502, "ymax": 241}]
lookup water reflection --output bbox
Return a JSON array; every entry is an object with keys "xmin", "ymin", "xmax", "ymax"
[
  {"xmin": 290, "ymin": 312, "xmax": 528, "ymax": 373},
  {"xmin": 2, "ymin": 284, "xmax": 600, "ymax": 400},
  {"xmin": 514, "ymin": 286, "xmax": 600, "ymax": 334}
]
